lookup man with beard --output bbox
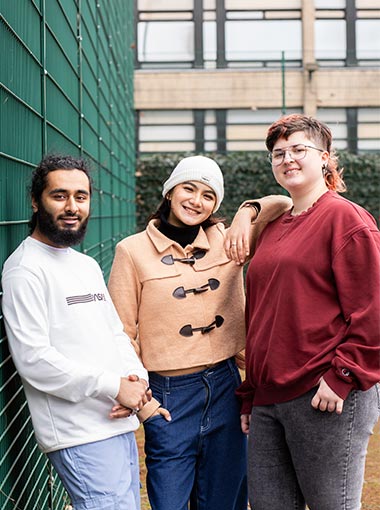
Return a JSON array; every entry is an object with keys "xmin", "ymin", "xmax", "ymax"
[{"xmin": 1, "ymin": 154, "xmax": 151, "ymax": 510}]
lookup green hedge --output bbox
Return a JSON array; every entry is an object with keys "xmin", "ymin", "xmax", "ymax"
[{"xmin": 136, "ymin": 152, "xmax": 380, "ymax": 231}]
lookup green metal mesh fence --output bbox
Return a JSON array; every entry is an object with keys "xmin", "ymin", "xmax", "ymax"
[{"xmin": 0, "ymin": 1, "xmax": 136, "ymax": 508}]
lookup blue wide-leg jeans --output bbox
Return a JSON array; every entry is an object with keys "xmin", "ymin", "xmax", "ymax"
[
  {"xmin": 143, "ymin": 358, "xmax": 248, "ymax": 510},
  {"xmin": 248, "ymin": 384, "xmax": 379, "ymax": 510}
]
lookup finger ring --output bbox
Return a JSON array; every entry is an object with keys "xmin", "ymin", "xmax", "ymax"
[
  {"xmin": 231, "ymin": 243, "xmax": 237, "ymax": 246},
  {"xmin": 126, "ymin": 407, "xmax": 140, "ymax": 415}
]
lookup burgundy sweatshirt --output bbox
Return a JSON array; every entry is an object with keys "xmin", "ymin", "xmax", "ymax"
[{"xmin": 238, "ymin": 191, "xmax": 380, "ymax": 413}]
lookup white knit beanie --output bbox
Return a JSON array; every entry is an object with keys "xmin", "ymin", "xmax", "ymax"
[{"xmin": 162, "ymin": 156, "xmax": 224, "ymax": 212}]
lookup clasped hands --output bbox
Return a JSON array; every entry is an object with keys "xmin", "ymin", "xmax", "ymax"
[{"xmin": 110, "ymin": 374, "xmax": 152, "ymax": 419}]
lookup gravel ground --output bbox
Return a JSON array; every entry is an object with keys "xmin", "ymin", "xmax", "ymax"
[{"xmin": 136, "ymin": 419, "xmax": 380, "ymax": 510}]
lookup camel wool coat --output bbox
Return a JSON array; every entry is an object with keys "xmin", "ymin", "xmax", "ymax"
[{"xmin": 108, "ymin": 195, "xmax": 291, "ymax": 418}]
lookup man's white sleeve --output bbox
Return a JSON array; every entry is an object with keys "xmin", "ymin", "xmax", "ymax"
[
  {"xmin": 2, "ymin": 269, "xmax": 121, "ymax": 402},
  {"xmin": 106, "ymin": 289, "xmax": 148, "ymax": 382}
]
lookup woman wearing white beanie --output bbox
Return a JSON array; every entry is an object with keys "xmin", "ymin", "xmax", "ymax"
[
  {"xmin": 162, "ymin": 155, "xmax": 224, "ymax": 212},
  {"xmin": 108, "ymin": 155, "xmax": 291, "ymax": 510}
]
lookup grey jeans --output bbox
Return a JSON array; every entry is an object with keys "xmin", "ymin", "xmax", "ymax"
[{"xmin": 248, "ymin": 384, "xmax": 379, "ymax": 510}]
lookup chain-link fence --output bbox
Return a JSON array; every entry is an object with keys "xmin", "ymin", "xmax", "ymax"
[{"xmin": 0, "ymin": 1, "xmax": 136, "ymax": 508}]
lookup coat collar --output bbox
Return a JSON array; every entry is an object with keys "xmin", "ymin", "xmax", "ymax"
[{"xmin": 146, "ymin": 219, "xmax": 211, "ymax": 253}]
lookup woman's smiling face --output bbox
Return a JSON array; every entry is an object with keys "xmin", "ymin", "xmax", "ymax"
[
  {"xmin": 167, "ymin": 181, "xmax": 216, "ymax": 227},
  {"xmin": 270, "ymin": 131, "xmax": 329, "ymax": 195}
]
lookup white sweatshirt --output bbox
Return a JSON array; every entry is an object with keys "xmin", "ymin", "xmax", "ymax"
[{"xmin": 1, "ymin": 237, "xmax": 148, "ymax": 453}]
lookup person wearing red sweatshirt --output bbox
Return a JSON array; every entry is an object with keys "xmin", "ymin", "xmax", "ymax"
[{"xmin": 233, "ymin": 114, "xmax": 380, "ymax": 510}]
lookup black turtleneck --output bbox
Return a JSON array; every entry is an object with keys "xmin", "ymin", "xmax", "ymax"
[{"xmin": 158, "ymin": 213, "xmax": 200, "ymax": 248}]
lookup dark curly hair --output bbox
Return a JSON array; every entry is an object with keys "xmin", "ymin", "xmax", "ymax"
[{"xmin": 28, "ymin": 154, "xmax": 93, "ymax": 234}]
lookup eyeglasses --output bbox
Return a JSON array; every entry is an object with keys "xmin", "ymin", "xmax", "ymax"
[{"xmin": 268, "ymin": 144, "xmax": 324, "ymax": 166}]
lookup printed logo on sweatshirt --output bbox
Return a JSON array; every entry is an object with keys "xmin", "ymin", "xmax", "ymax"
[{"xmin": 66, "ymin": 293, "xmax": 107, "ymax": 306}]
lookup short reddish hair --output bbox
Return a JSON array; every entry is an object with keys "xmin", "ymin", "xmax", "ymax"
[{"xmin": 265, "ymin": 114, "xmax": 346, "ymax": 192}]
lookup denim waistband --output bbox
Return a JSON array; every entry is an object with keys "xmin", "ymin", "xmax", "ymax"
[{"xmin": 148, "ymin": 358, "xmax": 237, "ymax": 389}]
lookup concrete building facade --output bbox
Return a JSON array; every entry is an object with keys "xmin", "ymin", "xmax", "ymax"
[{"xmin": 134, "ymin": 0, "xmax": 380, "ymax": 154}]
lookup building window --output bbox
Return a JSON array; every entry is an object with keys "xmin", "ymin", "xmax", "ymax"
[
  {"xmin": 137, "ymin": 108, "xmax": 308, "ymax": 154},
  {"xmin": 357, "ymin": 107, "xmax": 380, "ymax": 152},
  {"xmin": 203, "ymin": 21, "xmax": 217, "ymax": 68},
  {"xmin": 137, "ymin": 110, "xmax": 195, "ymax": 153},
  {"xmin": 225, "ymin": 109, "xmax": 297, "ymax": 151},
  {"xmin": 204, "ymin": 110, "xmax": 217, "ymax": 151},
  {"xmin": 137, "ymin": 21, "xmax": 194, "ymax": 67},
  {"xmin": 225, "ymin": 20, "xmax": 302, "ymax": 68},
  {"xmin": 317, "ymin": 108, "xmax": 348, "ymax": 149},
  {"xmin": 136, "ymin": 3, "xmax": 304, "ymax": 69},
  {"xmin": 315, "ymin": 2, "xmax": 347, "ymax": 66},
  {"xmin": 315, "ymin": 20, "xmax": 346, "ymax": 64},
  {"xmin": 315, "ymin": 3, "xmax": 380, "ymax": 66},
  {"xmin": 356, "ymin": 19, "xmax": 380, "ymax": 64},
  {"xmin": 136, "ymin": 2, "xmax": 380, "ymax": 69},
  {"xmin": 136, "ymin": 1, "xmax": 195, "ymax": 68},
  {"xmin": 137, "ymin": 107, "xmax": 376, "ymax": 155},
  {"xmin": 314, "ymin": 0, "xmax": 346, "ymax": 7},
  {"xmin": 224, "ymin": 5, "xmax": 302, "ymax": 68}
]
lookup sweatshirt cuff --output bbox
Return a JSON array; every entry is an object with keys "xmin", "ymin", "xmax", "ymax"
[
  {"xmin": 98, "ymin": 372, "xmax": 122, "ymax": 400},
  {"xmin": 240, "ymin": 398, "xmax": 253, "ymax": 415},
  {"xmin": 240, "ymin": 195, "xmax": 292, "ymax": 224},
  {"xmin": 239, "ymin": 200, "xmax": 261, "ymax": 212},
  {"xmin": 235, "ymin": 380, "xmax": 255, "ymax": 415},
  {"xmin": 238, "ymin": 201, "xmax": 261, "ymax": 222},
  {"xmin": 323, "ymin": 368, "xmax": 354, "ymax": 400},
  {"xmin": 136, "ymin": 398, "xmax": 161, "ymax": 422}
]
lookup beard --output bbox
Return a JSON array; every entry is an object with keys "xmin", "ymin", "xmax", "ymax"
[{"xmin": 35, "ymin": 203, "xmax": 89, "ymax": 247}]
